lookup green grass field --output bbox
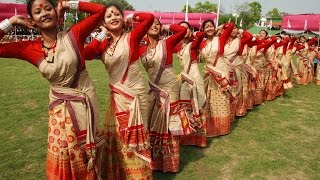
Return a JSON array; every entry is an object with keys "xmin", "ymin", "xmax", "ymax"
[{"xmin": 0, "ymin": 57, "xmax": 319, "ymax": 179}]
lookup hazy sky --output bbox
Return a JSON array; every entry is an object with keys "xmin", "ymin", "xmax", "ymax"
[{"xmin": 1, "ymin": 0, "xmax": 320, "ymax": 15}]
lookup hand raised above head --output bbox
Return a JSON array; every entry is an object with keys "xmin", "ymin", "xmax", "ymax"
[
  {"xmin": 9, "ymin": 15, "xmax": 35, "ymax": 29},
  {"xmin": 161, "ymin": 24, "xmax": 170, "ymax": 32}
]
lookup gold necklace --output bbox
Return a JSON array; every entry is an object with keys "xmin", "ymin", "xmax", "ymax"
[
  {"xmin": 146, "ymin": 43, "xmax": 157, "ymax": 62},
  {"xmin": 106, "ymin": 33, "xmax": 123, "ymax": 56}
]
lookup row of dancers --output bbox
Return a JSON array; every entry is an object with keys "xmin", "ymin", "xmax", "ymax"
[{"xmin": 1, "ymin": 0, "xmax": 319, "ymax": 179}]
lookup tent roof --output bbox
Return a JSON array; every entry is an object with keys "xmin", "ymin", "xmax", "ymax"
[
  {"xmin": 281, "ymin": 14, "xmax": 320, "ymax": 32},
  {"xmin": 0, "ymin": 3, "xmax": 28, "ymax": 21},
  {"xmin": 124, "ymin": 11, "xmax": 216, "ymax": 28},
  {"xmin": 0, "ymin": 3, "xmax": 217, "ymax": 29}
]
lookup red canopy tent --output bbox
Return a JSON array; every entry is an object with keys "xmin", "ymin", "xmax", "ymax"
[
  {"xmin": 0, "ymin": 3, "xmax": 28, "ymax": 21},
  {"xmin": 0, "ymin": 3, "xmax": 217, "ymax": 29},
  {"xmin": 281, "ymin": 14, "xmax": 320, "ymax": 35},
  {"xmin": 125, "ymin": 10, "xmax": 217, "ymax": 29}
]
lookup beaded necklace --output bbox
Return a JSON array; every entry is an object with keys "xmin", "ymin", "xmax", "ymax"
[
  {"xmin": 106, "ymin": 33, "xmax": 123, "ymax": 56},
  {"xmin": 146, "ymin": 43, "xmax": 157, "ymax": 60},
  {"xmin": 42, "ymin": 39, "xmax": 57, "ymax": 63}
]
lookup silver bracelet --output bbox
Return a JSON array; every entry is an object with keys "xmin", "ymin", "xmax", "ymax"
[
  {"xmin": 0, "ymin": 19, "xmax": 13, "ymax": 33},
  {"xmin": 69, "ymin": 1, "xmax": 79, "ymax": 10},
  {"xmin": 96, "ymin": 31, "xmax": 106, "ymax": 42}
]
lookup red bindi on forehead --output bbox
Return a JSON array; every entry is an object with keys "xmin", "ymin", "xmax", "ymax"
[{"xmin": 39, "ymin": 3, "xmax": 43, "ymax": 8}]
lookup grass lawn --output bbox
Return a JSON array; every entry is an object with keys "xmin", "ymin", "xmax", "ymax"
[{"xmin": 0, "ymin": 57, "xmax": 319, "ymax": 179}]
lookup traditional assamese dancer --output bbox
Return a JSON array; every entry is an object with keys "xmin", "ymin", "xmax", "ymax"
[
  {"xmin": 139, "ymin": 18, "xmax": 188, "ymax": 172},
  {"xmin": 176, "ymin": 21, "xmax": 207, "ymax": 147},
  {"xmin": 295, "ymin": 36, "xmax": 317, "ymax": 85},
  {"xmin": 84, "ymin": 4, "xmax": 154, "ymax": 179},
  {"xmin": 199, "ymin": 20, "xmax": 234, "ymax": 137},
  {"xmin": 0, "ymin": 0, "xmax": 105, "ymax": 178}
]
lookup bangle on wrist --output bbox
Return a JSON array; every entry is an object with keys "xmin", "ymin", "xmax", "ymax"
[
  {"xmin": 0, "ymin": 19, "xmax": 13, "ymax": 33},
  {"xmin": 69, "ymin": 1, "xmax": 79, "ymax": 10},
  {"xmin": 96, "ymin": 31, "xmax": 106, "ymax": 42}
]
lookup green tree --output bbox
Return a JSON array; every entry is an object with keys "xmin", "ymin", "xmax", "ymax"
[
  {"xmin": 65, "ymin": 0, "xmax": 135, "ymax": 28},
  {"xmin": 235, "ymin": 1, "xmax": 262, "ymax": 29},
  {"xmin": 248, "ymin": 1, "xmax": 262, "ymax": 23},
  {"xmin": 181, "ymin": 5, "xmax": 195, "ymax": 13},
  {"xmin": 219, "ymin": 13, "xmax": 232, "ymax": 24},
  {"xmin": 90, "ymin": 0, "xmax": 134, "ymax": 10},
  {"xmin": 181, "ymin": 1, "xmax": 217, "ymax": 13},
  {"xmin": 267, "ymin": 8, "xmax": 281, "ymax": 18}
]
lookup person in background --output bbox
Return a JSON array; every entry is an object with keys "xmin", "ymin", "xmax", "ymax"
[{"xmin": 0, "ymin": 0, "xmax": 105, "ymax": 178}]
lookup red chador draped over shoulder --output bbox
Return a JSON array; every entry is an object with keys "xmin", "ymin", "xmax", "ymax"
[
  {"xmin": 1, "ymin": 2, "xmax": 105, "ymax": 179},
  {"xmin": 85, "ymin": 13, "xmax": 156, "ymax": 180}
]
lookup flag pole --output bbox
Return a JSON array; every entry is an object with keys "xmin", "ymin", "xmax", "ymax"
[
  {"xmin": 63, "ymin": 12, "xmax": 66, "ymax": 30},
  {"xmin": 318, "ymin": 23, "xmax": 320, "ymax": 47},
  {"xmin": 216, "ymin": 0, "xmax": 221, "ymax": 28},
  {"xmin": 14, "ymin": 8, "xmax": 17, "ymax": 42},
  {"xmin": 185, "ymin": 0, "xmax": 189, "ymax": 22}
]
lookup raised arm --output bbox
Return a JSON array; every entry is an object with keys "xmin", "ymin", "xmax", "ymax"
[
  {"xmin": 69, "ymin": 1, "xmax": 105, "ymax": 47},
  {"xmin": 0, "ymin": 18, "xmax": 43, "ymax": 66},
  {"xmin": 288, "ymin": 36, "xmax": 297, "ymax": 50},
  {"xmin": 282, "ymin": 37, "xmax": 291, "ymax": 54},
  {"xmin": 263, "ymin": 36, "xmax": 277, "ymax": 53},
  {"xmin": 166, "ymin": 25, "xmax": 188, "ymax": 51},
  {"xmin": 165, "ymin": 24, "xmax": 187, "ymax": 64},
  {"xmin": 219, "ymin": 22, "xmax": 235, "ymax": 55},
  {"xmin": 84, "ymin": 37, "xmax": 107, "ymax": 60},
  {"xmin": 293, "ymin": 44, "xmax": 305, "ymax": 52},
  {"xmin": 238, "ymin": 31, "xmax": 253, "ymax": 55},
  {"xmin": 129, "ymin": 13, "xmax": 155, "ymax": 62},
  {"xmin": 307, "ymin": 37, "xmax": 318, "ymax": 47},
  {"xmin": 191, "ymin": 31, "xmax": 205, "ymax": 62},
  {"xmin": 0, "ymin": 38, "xmax": 43, "ymax": 66},
  {"xmin": 248, "ymin": 38, "xmax": 261, "ymax": 48}
]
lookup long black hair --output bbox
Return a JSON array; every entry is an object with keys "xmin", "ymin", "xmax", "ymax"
[
  {"xmin": 259, "ymin": 30, "xmax": 268, "ymax": 37},
  {"xmin": 105, "ymin": 3, "xmax": 124, "ymax": 17},
  {"xmin": 27, "ymin": 0, "xmax": 56, "ymax": 18},
  {"xmin": 201, "ymin": 19, "xmax": 215, "ymax": 31},
  {"xmin": 179, "ymin": 21, "xmax": 191, "ymax": 29}
]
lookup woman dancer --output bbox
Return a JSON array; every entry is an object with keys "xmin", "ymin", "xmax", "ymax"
[
  {"xmin": 224, "ymin": 26, "xmax": 253, "ymax": 120},
  {"xmin": 140, "ymin": 18, "xmax": 188, "ymax": 172},
  {"xmin": 250, "ymin": 36, "xmax": 276, "ymax": 104},
  {"xmin": 233, "ymin": 30, "xmax": 253, "ymax": 117},
  {"xmin": 199, "ymin": 20, "xmax": 234, "ymax": 137},
  {"xmin": 176, "ymin": 21, "xmax": 207, "ymax": 147},
  {"xmin": 265, "ymin": 36, "xmax": 288, "ymax": 100},
  {"xmin": 84, "ymin": 4, "xmax": 154, "ymax": 179},
  {"xmin": 281, "ymin": 36, "xmax": 305, "ymax": 89},
  {"xmin": 0, "ymin": 0, "xmax": 105, "ymax": 178},
  {"xmin": 295, "ymin": 36, "xmax": 317, "ymax": 85}
]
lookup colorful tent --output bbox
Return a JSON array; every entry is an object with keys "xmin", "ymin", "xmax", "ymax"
[
  {"xmin": 0, "ymin": 3, "xmax": 28, "ymax": 21},
  {"xmin": 0, "ymin": 2, "xmax": 217, "ymax": 29},
  {"xmin": 281, "ymin": 14, "xmax": 320, "ymax": 35},
  {"xmin": 124, "ymin": 11, "xmax": 216, "ymax": 29}
]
